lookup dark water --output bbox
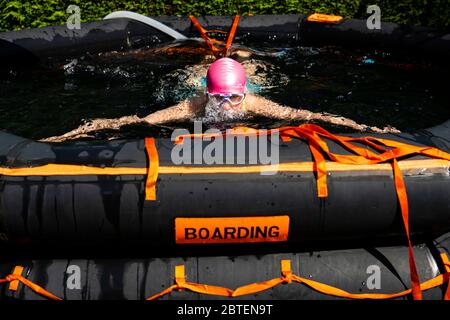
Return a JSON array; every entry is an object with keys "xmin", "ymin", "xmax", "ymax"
[{"xmin": 0, "ymin": 40, "xmax": 449, "ymax": 141}]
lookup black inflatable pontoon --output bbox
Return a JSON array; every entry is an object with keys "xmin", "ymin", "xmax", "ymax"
[
  {"xmin": 0, "ymin": 121, "xmax": 449, "ymax": 248},
  {"xmin": 1, "ymin": 14, "xmax": 450, "ymax": 66},
  {"xmin": 1, "ymin": 232, "xmax": 449, "ymax": 300}
]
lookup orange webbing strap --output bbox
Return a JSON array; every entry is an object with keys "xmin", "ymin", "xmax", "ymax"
[
  {"xmin": 189, "ymin": 16, "xmax": 221, "ymax": 54},
  {"xmin": 146, "ymin": 265, "xmax": 233, "ymax": 300},
  {"xmin": 231, "ymin": 259, "xmax": 293, "ymax": 297},
  {"xmin": 225, "ymin": 15, "xmax": 240, "ymax": 54},
  {"xmin": 308, "ymin": 142, "xmax": 328, "ymax": 197},
  {"xmin": 189, "ymin": 15, "xmax": 240, "ymax": 57},
  {"xmin": 7, "ymin": 266, "xmax": 23, "ymax": 291},
  {"xmin": 144, "ymin": 137, "xmax": 159, "ymax": 201},
  {"xmin": 230, "ymin": 259, "xmax": 412, "ymax": 299},
  {"xmin": 392, "ymin": 159, "xmax": 422, "ymax": 300},
  {"xmin": 147, "ymin": 259, "xmax": 450, "ymax": 300},
  {"xmin": 441, "ymin": 253, "xmax": 450, "ymax": 300},
  {"xmin": 307, "ymin": 13, "xmax": 343, "ymax": 23},
  {"xmin": 0, "ymin": 266, "xmax": 62, "ymax": 300}
]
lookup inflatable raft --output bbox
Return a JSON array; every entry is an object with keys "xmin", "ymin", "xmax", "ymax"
[{"xmin": 1, "ymin": 14, "xmax": 450, "ymax": 300}]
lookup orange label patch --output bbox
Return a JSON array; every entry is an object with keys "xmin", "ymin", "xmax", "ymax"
[{"xmin": 175, "ymin": 216, "xmax": 290, "ymax": 244}]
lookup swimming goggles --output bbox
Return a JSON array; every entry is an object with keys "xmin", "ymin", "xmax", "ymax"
[{"xmin": 207, "ymin": 92, "xmax": 246, "ymax": 106}]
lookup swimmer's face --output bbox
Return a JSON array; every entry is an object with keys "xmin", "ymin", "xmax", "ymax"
[{"xmin": 222, "ymin": 100, "xmax": 243, "ymax": 111}]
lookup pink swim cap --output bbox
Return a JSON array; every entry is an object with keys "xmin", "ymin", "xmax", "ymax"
[{"xmin": 206, "ymin": 58, "xmax": 246, "ymax": 94}]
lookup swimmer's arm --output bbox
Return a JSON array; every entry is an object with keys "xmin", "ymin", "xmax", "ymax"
[
  {"xmin": 41, "ymin": 95, "xmax": 206, "ymax": 143},
  {"xmin": 143, "ymin": 95, "xmax": 206, "ymax": 125},
  {"xmin": 245, "ymin": 94, "xmax": 400, "ymax": 133},
  {"xmin": 245, "ymin": 94, "xmax": 316, "ymax": 121}
]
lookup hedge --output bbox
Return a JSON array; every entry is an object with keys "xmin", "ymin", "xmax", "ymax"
[{"xmin": 1, "ymin": 0, "xmax": 449, "ymax": 32}]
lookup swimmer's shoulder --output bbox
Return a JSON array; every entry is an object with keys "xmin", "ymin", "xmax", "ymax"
[{"xmin": 244, "ymin": 93, "xmax": 261, "ymax": 113}]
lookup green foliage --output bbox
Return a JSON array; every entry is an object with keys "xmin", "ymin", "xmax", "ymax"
[
  {"xmin": 357, "ymin": 0, "xmax": 450, "ymax": 29},
  {"xmin": 0, "ymin": 0, "xmax": 449, "ymax": 32}
]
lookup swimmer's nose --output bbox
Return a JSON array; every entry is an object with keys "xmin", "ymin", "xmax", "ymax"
[{"xmin": 222, "ymin": 101, "xmax": 233, "ymax": 110}]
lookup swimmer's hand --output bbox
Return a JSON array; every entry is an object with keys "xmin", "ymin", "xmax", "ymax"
[
  {"xmin": 312, "ymin": 112, "xmax": 401, "ymax": 134},
  {"xmin": 40, "ymin": 116, "xmax": 144, "ymax": 142},
  {"xmin": 363, "ymin": 125, "xmax": 401, "ymax": 134}
]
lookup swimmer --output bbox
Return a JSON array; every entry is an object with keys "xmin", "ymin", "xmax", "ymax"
[{"xmin": 42, "ymin": 57, "xmax": 399, "ymax": 142}]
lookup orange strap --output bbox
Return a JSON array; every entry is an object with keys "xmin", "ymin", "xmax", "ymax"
[
  {"xmin": 0, "ymin": 159, "xmax": 446, "ymax": 177},
  {"xmin": 189, "ymin": 15, "xmax": 240, "ymax": 57},
  {"xmin": 148, "ymin": 256, "xmax": 450, "ymax": 300},
  {"xmin": 0, "ymin": 266, "xmax": 62, "ymax": 300},
  {"xmin": 393, "ymin": 159, "xmax": 422, "ymax": 299},
  {"xmin": 225, "ymin": 15, "xmax": 240, "ymax": 54},
  {"xmin": 144, "ymin": 137, "xmax": 159, "ymax": 201},
  {"xmin": 441, "ymin": 253, "xmax": 450, "ymax": 300},
  {"xmin": 7, "ymin": 266, "xmax": 24, "ymax": 291},
  {"xmin": 146, "ymin": 265, "xmax": 233, "ymax": 300}
]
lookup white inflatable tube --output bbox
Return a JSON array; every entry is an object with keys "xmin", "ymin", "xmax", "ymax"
[{"xmin": 104, "ymin": 11, "xmax": 187, "ymax": 40}]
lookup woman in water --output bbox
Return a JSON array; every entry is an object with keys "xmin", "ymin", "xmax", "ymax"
[{"xmin": 43, "ymin": 57, "xmax": 398, "ymax": 142}]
